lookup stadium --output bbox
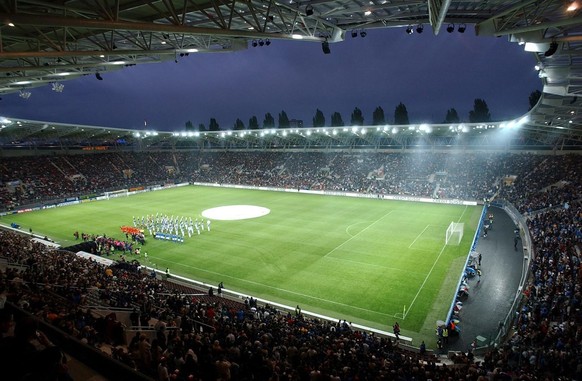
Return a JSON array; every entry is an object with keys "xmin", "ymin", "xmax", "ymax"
[{"xmin": 0, "ymin": 1, "xmax": 581, "ymax": 381}]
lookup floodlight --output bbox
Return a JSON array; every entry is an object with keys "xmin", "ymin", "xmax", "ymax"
[
  {"xmin": 259, "ymin": 39, "xmax": 264, "ymax": 46},
  {"xmin": 51, "ymin": 82, "xmax": 64, "ymax": 93},
  {"xmin": 360, "ymin": 30, "xmax": 367, "ymax": 38},
  {"xmin": 351, "ymin": 30, "xmax": 358, "ymax": 38},
  {"xmin": 306, "ymin": 5, "xmax": 313, "ymax": 16},
  {"xmin": 446, "ymin": 24, "xmax": 454, "ymax": 33},
  {"xmin": 265, "ymin": 39, "xmax": 271, "ymax": 46},
  {"xmin": 458, "ymin": 24, "xmax": 466, "ymax": 33},
  {"xmin": 95, "ymin": 72, "xmax": 103, "ymax": 81},
  {"xmin": 322, "ymin": 41, "xmax": 331, "ymax": 54},
  {"xmin": 406, "ymin": 25, "xmax": 413, "ymax": 34},
  {"xmin": 416, "ymin": 24, "xmax": 424, "ymax": 34},
  {"xmin": 251, "ymin": 40, "xmax": 258, "ymax": 47}
]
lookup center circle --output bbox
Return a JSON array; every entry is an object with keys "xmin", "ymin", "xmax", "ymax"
[{"xmin": 202, "ymin": 205, "xmax": 271, "ymax": 221}]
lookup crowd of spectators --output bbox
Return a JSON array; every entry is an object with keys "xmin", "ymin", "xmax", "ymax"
[
  {"xmin": 504, "ymin": 201, "xmax": 582, "ymax": 377},
  {"xmin": 0, "ymin": 152, "xmax": 190, "ymax": 210},
  {"xmin": 2, "ymin": 151, "xmax": 582, "ymax": 214},
  {"xmin": 0, "ymin": 229, "xmax": 532, "ymax": 380},
  {"xmin": 499, "ymin": 154, "xmax": 582, "ymax": 214},
  {"xmin": 1, "ymin": 150, "xmax": 582, "ymax": 380}
]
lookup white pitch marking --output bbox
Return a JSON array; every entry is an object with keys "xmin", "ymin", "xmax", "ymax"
[
  {"xmin": 408, "ymin": 224, "xmax": 431, "ymax": 249},
  {"xmin": 323, "ymin": 210, "xmax": 394, "ymax": 258},
  {"xmin": 404, "ymin": 244, "xmax": 447, "ymax": 319},
  {"xmin": 153, "ymin": 257, "xmax": 397, "ymax": 317},
  {"xmin": 202, "ymin": 205, "xmax": 270, "ymax": 220},
  {"xmin": 404, "ymin": 205, "xmax": 469, "ymax": 318}
]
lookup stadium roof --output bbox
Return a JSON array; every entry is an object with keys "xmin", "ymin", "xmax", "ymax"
[
  {"xmin": 3, "ymin": 116, "xmax": 578, "ymax": 151},
  {"xmin": 0, "ymin": 0, "xmax": 581, "ymax": 142}
]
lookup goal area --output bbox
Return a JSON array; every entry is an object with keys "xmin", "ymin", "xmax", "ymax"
[{"xmin": 445, "ymin": 222, "xmax": 464, "ymax": 245}]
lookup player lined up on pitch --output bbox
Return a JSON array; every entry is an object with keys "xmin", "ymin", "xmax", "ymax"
[{"xmin": 133, "ymin": 214, "xmax": 211, "ymax": 238}]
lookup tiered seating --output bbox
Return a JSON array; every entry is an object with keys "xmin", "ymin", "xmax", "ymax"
[{"xmin": 1, "ymin": 151, "xmax": 582, "ymax": 379}]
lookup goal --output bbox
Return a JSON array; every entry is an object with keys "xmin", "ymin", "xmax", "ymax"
[{"xmin": 445, "ymin": 222, "xmax": 464, "ymax": 245}]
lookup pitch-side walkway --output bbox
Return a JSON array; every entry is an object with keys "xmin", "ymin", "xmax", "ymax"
[{"xmin": 446, "ymin": 205, "xmax": 525, "ymax": 353}]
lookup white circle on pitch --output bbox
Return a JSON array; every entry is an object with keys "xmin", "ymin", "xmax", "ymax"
[{"xmin": 202, "ymin": 205, "xmax": 270, "ymax": 221}]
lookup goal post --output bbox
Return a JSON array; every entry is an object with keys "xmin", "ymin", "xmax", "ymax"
[{"xmin": 445, "ymin": 222, "xmax": 464, "ymax": 245}]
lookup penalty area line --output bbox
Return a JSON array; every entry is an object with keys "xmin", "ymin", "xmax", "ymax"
[
  {"xmin": 403, "ymin": 205, "xmax": 469, "ymax": 318},
  {"xmin": 404, "ymin": 243, "xmax": 447, "ymax": 319},
  {"xmin": 408, "ymin": 224, "xmax": 430, "ymax": 249},
  {"xmin": 324, "ymin": 210, "xmax": 394, "ymax": 259}
]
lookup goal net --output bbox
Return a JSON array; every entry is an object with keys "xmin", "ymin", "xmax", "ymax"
[{"xmin": 445, "ymin": 222, "xmax": 464, "ymax": 246}]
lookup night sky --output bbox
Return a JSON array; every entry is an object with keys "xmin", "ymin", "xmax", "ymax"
[{"xmin": 0, "ymin": 28, "xmax": 541, "ymax": 131}]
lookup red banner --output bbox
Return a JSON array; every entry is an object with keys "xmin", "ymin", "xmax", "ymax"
[{"xmin": 120, "ymin": 226, "xmax": 142, "ymax": 235}]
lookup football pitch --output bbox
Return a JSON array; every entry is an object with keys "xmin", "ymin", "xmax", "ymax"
[{"xmin": 1, "ymin": 186, "xmax": 481, "ymax": 340}]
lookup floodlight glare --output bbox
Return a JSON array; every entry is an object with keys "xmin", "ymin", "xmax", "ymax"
[
  {"xmin": 51, "ymin": 82, "xmax": 64, "ymax": 93},
  {"xmin": 18, "ymin": 90, "xmax": 31, "ymax": 99}
]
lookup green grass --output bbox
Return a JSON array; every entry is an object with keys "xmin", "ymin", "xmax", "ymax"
[{"xmin": 1, "ymin": 186, "xmax": 481, "ymax": 341}]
